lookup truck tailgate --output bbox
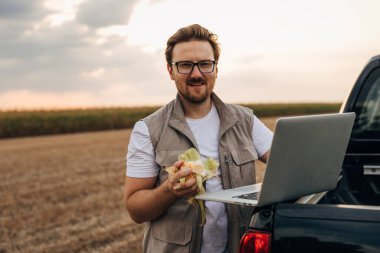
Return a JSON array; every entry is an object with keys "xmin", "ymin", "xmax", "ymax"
[{"xmin": 273, "ymin": 203, "xmax": 380, "ymax": 253}]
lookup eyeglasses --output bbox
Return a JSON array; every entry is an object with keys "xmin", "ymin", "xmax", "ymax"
[{"xmin": 171, "ymin": 60, "xmax": 216, "ymax": 74}]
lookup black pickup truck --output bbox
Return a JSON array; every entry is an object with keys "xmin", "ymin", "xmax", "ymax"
[{"xmin": 239, "ymin": 55, "xmax": 380, "ymax": 253}]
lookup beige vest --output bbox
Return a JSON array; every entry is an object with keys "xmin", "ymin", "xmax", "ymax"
[{"xmin": 143, "ymin": 93, "xmax": 258, "ymax": 253}]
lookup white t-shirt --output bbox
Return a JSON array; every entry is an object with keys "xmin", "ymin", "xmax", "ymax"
[{"xmin": 126, "ymin": 104, "xmax": 273, "ymax": 253}]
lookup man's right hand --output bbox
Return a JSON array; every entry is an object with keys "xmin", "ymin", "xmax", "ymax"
[
  {"xmin": 167, "ymin": 160, "xmax": 199, "ymax": 198},
  {"xmin": 125, "ymin": 160, "xmax": 199, "ymax": 223}
]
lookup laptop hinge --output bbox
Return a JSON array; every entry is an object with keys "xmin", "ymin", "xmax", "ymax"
[{"xmin": 296, "ymin": 191, "xmax": 328, "ymax": 204}]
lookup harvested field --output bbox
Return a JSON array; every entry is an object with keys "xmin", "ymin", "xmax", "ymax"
[{"xmin": 0, "ymin": 117, "xmax": 276, "ymax": 253}]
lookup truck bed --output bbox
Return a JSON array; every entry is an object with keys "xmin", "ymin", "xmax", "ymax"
[{"xmin": 273, "ymin": 203, "xmax": 380, "ymax": 253}]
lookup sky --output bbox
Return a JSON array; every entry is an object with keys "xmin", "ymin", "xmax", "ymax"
[{"xmin": 0, "ymin": 0, "xmax": 379, "ymax": 110}]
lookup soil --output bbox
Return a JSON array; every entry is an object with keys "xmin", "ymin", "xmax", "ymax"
[{"xmin": 0, "ymin": 117, "xmax": 276, "ymax": 253}]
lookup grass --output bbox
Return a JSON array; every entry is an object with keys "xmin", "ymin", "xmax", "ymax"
[{"xmin": 0, "ymin": 103, "xmax": 341, "ymax": 139}]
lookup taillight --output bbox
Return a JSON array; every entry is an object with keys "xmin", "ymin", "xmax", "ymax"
[{"xmin": 239, "ymin": 230, "xmax": 271, "ymax": 253}]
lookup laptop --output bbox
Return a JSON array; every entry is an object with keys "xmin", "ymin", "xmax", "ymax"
[{"xmin": 196, "ymin": 112, "xmax": 356, "ymax": 206}]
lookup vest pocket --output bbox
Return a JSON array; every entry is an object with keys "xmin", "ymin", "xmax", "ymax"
[
  {"xmin": 151, "ymin": 218, "xmax": 192, "ymax": 252},
  {"xmin": 230, "ymin": 146, "xmax": 258, "ymax": 187},
  {"xmin": 153, "ymin": 222, "xmax": 192, "ymax": 245},
  {"xmin": 229, "ymin": 146, "xmax": 258, "ymax": 235}
]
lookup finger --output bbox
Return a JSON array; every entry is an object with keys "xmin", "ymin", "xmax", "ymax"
[
  {"xmin": 173, "ymin": 160, "xmax": 184, "ymax": 169},
  {"xmin": 176, "ymin": 176, "xmax": 196, "ymax": 191},
  {"xmin": 181, "ymin": 177, "xmax": 197, "ymax": 188},
  {"xmin": 179, "ymin": 184, "xmax": 199, "ymax": 197},
  {"xmin": 172, "ymin": 177, "xmax": 194, "ymax": 191},
  {"xmin": 172, "ymin": 168, "xmax": 192, "ymax": 182},
  {"xmin": 173, "ymin": 184, "xmax": 181, "ymax": 190},
  {"xmin": 179, "ymin": 168, "xmax": 195, "ymax": 179},
  {"xmin": 174, "ymin": 178, "xmax": 198, "ymax": 194}
]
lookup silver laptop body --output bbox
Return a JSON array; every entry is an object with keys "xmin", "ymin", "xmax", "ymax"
[{"xmin": 195, "ymin": 112, "xmax": 355, "ymax": 206}]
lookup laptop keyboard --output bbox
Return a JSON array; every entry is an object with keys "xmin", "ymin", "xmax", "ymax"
[{"xmin": 232, "ymin": 191, "xmax": 260, "ymax": 200}]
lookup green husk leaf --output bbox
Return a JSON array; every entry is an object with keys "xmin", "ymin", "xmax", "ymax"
[
  {"xmin": 203, "ymin": 158, "xmax": 218, "ymax": 180},
  {"xmin": 198, "ymin": 200, "xmax": 206, "ymax": 225},
  {"xmin": 196, "ymin": 174, "xmax": 205, "ymax": 194},
  {"xmin": 178, "ymin": 148, "xmax": 201, "ymax": 161}
]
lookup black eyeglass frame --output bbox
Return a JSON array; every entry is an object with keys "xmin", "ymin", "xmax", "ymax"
[{"xmin": 171, "ymin": 60, "xmax": 216, "ymax": 74}]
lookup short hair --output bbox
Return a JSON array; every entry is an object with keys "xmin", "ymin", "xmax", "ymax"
[{"xmin": 165, "ymin": 24, "xmax": 220, "ymax": 65}]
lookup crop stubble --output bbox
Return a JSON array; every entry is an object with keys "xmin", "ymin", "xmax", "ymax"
[{"xmin": 0, "ymin": 117, "xmax": 276, "ymax": 253}]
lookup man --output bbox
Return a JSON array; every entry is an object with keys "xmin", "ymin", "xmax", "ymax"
[{"xmin": 125, "ymin": 24, "xmax": 273, "ymax": 253}]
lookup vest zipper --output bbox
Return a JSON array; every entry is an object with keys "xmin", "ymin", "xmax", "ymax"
[
  {"xmin": 224, "ymin": 155, "xmax": 230, "ymax": 166},
  {"xmin": 224, "ymin": 154, "xmax": 232, "ymax": 189}
]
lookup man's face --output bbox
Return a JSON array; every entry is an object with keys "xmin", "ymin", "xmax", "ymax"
[{"xmin": 167, "ymin": 40, "xmax": 217, "ymax": 104}]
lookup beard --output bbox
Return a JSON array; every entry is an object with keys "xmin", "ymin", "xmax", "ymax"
[
  {"xmin": 179, "ymin": 89, "xmax": 209, "ymax": 104},
  {"xmin": 177, "ymin": 77, "xmax": 211, "ymax": 104}
]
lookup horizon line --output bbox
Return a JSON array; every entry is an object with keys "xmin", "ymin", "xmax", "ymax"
[{"xmin": 0, "ymin": 101, "xmax": 343, "ymax": 112}]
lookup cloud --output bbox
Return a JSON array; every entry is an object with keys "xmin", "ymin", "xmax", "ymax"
[
  {"xmin": 0, "ymin": 8, "xmax": 169, "ymax": 95},
  {"xmin": 76, "ymin": 0, "xmax": 140, "ymax": 28},
  {"xmin": 0, "ymin": 0, "xmax": 48, "ymax": 20},
  {"xmin": 1, "ymin": 0, "xmax": 380, "ymax": 110}
]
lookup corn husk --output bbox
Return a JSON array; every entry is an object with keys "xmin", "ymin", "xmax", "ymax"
[{"xmin": 165, "ymin": 148, "xmax": 218, "ymax": 225}]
